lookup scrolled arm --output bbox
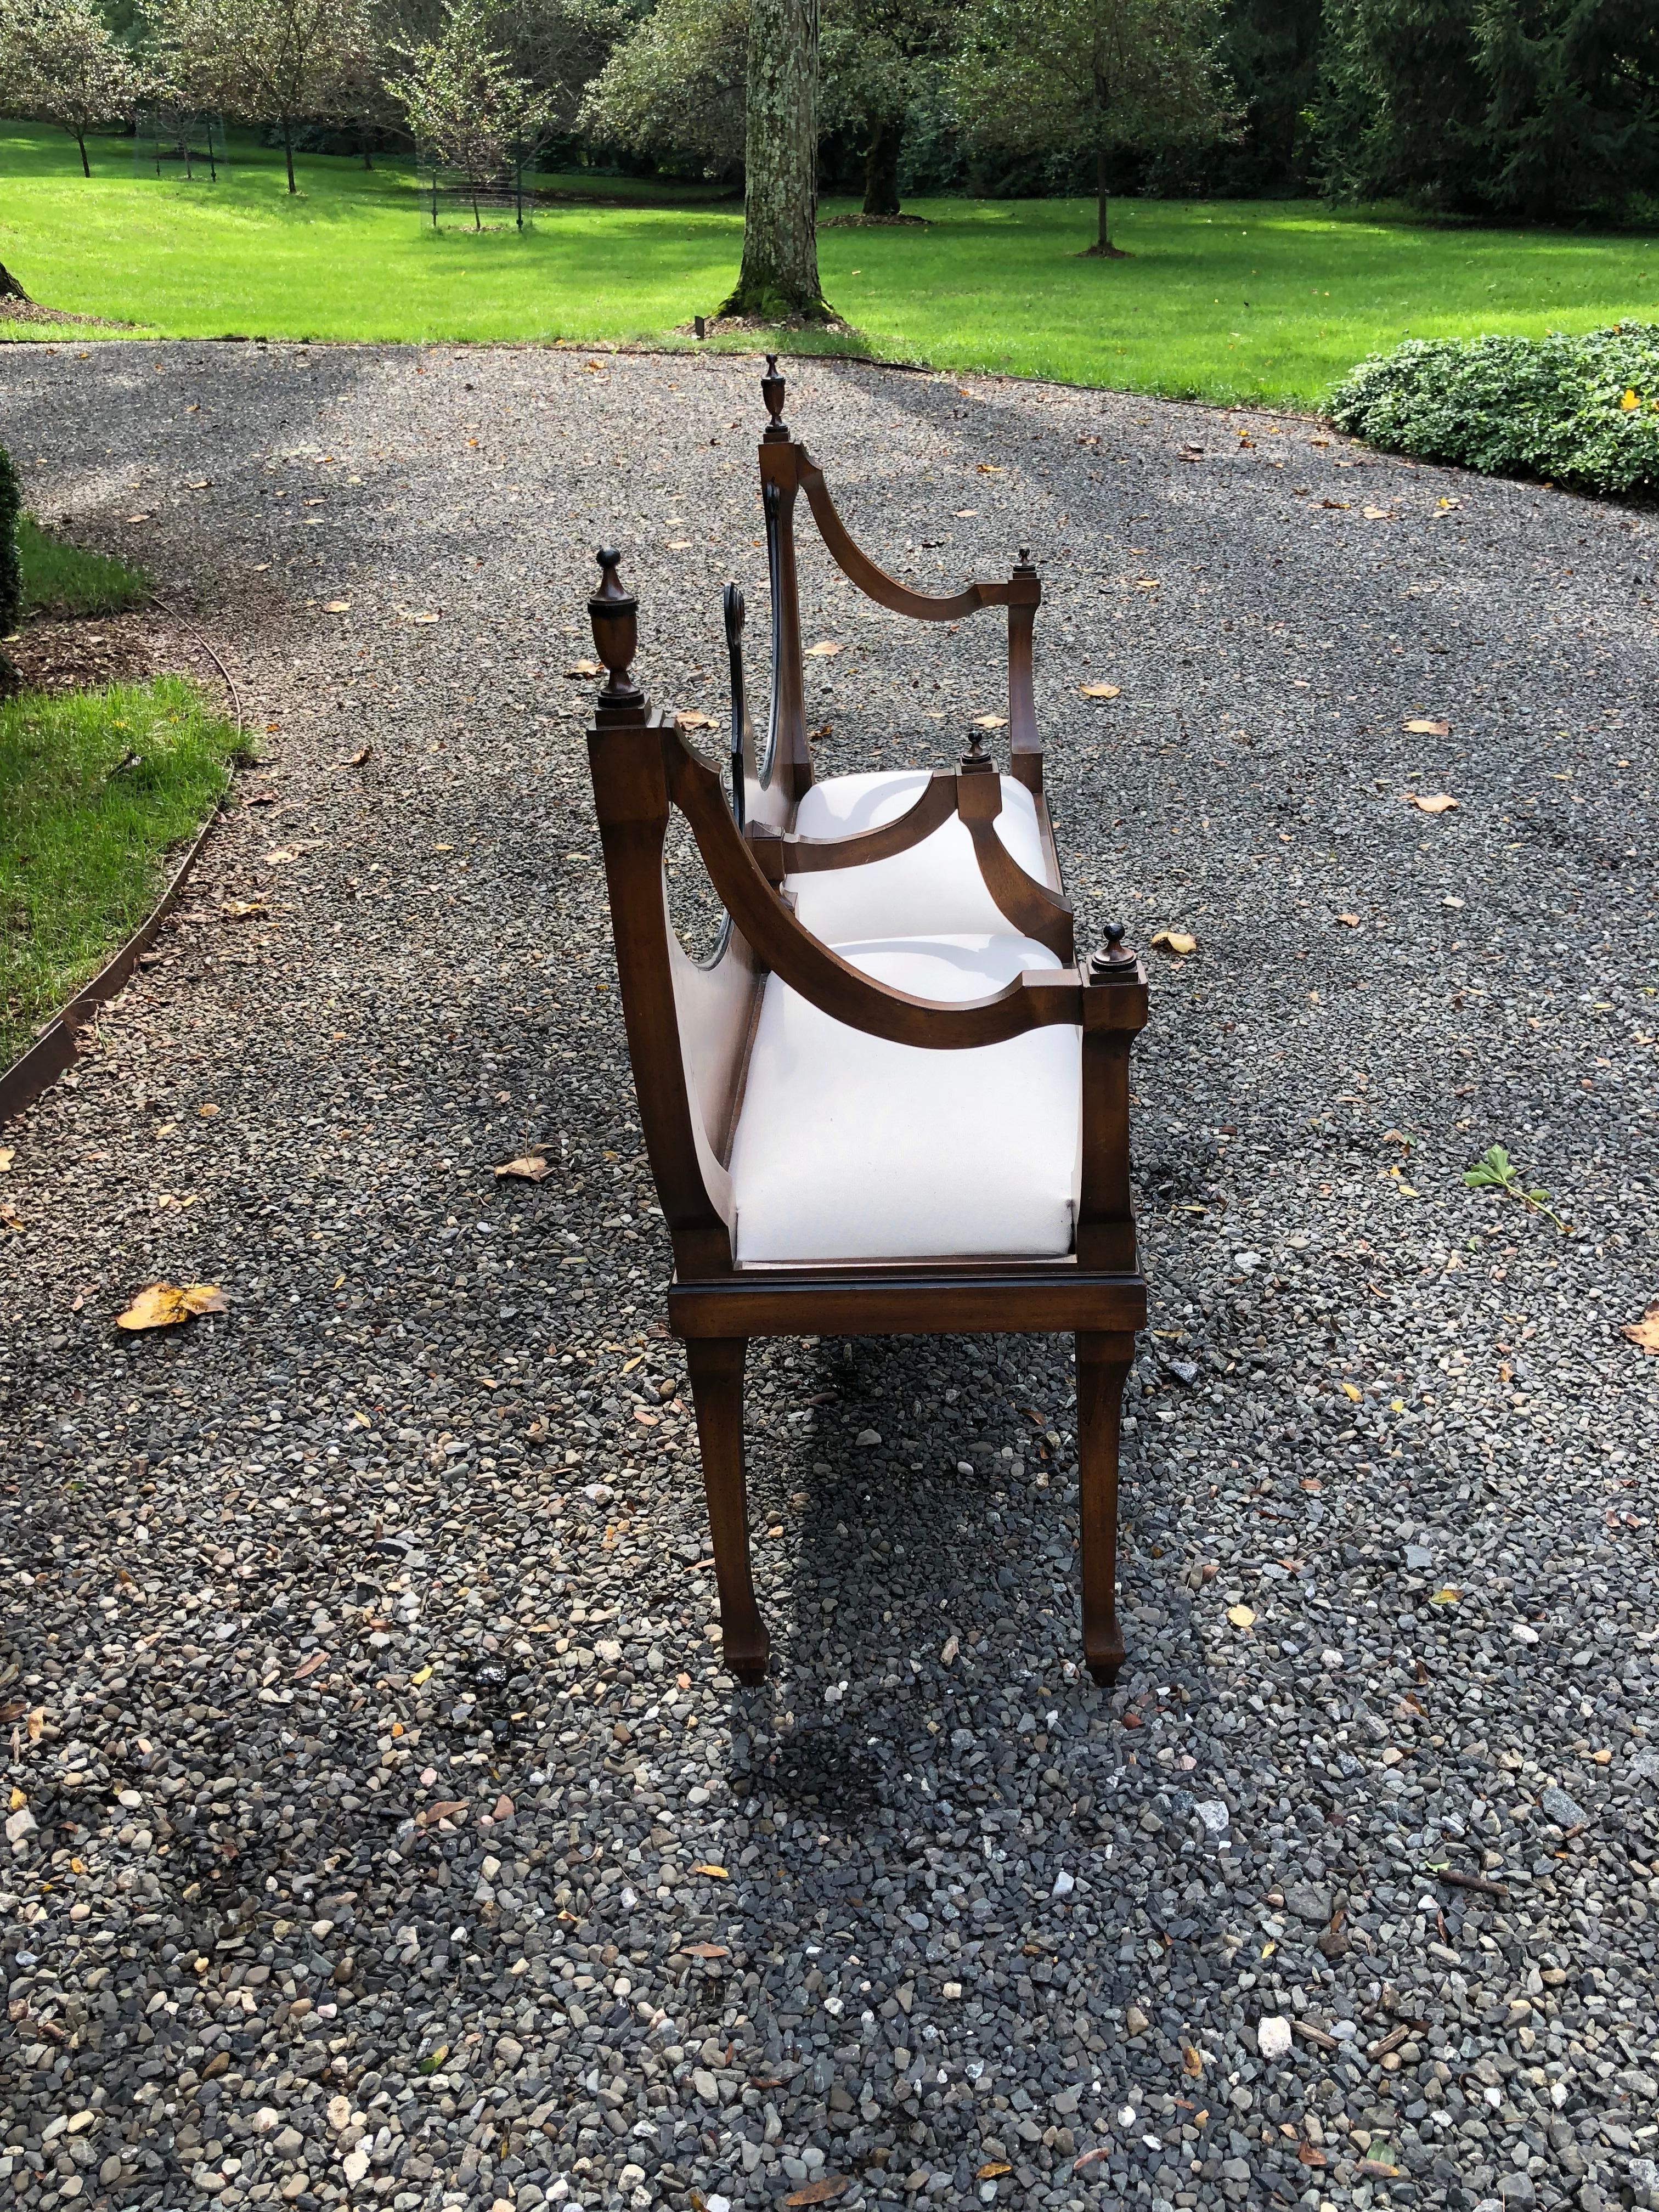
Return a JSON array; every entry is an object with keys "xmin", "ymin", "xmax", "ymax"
[
  {"xmin": 665, "ymin": 732, "xmax": 1082, "ymax": 1048},
  {"xmin": 799, "ymin": 453, "xmax": 1027, "ymax": 623}
]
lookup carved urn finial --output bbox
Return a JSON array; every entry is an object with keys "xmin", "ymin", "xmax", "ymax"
[
  {"xmin": 960, "ymin": 726, "xmax": 994, "ymax": 772},
  {"xmin": 1089, "ymin": 921, "xmax": 1137, "ymax": 983},
  {"xmin": 1015, "ymin": 545, "xmax": 1035, "ymax": 573},
  {"xmin": 588, "ymin": 548, "xmax": 642, "ymax": 709},
  {"xmin": 761, "ymin": 353, "xmax": 788, "ymax": 441}
]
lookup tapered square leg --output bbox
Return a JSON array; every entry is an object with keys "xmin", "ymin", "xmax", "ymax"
[
  {"xmin": 1076, "ymin": 1330, "xmax": 1135, "ymax": 1686},
  {"xmin": 684, "ymin": 1335, "xmax": 769, "ymax": 1683}
]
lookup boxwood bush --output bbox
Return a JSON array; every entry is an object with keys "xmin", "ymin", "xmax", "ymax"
[{"xmin": 1329, "ymin": 323, "xmax": 1659, "ymax": 497}]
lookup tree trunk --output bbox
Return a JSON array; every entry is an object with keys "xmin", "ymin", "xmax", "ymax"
[
  {"xmin": 1083, "ymin": 141, "xmax": 1128, "ymax": 257},
  {"xmin": 862, "ymin": 111, "xmax": 901, "ymax": 218},
  {"xmin": 282, "ymin": 115, "xmax": 296, "ymax": 194},
  {"xmin": 360, "ymin": 129, "xmax": 373, "ymax": 170},
  {"xmin": 0, "ymin": 263, "xmax": 30, "ymax": 303},
  {"xmin": 76, "ymin": 133, "xmax": 91, "ymax": 178},
  {"xmin": 721, "ymin": 0, "xmax": 830, "ymax": 320}
]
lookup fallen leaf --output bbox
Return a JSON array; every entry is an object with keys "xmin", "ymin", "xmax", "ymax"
[
  {"xmin": 976, "ymin": 462, "xmax": 1003, "ymax": 473},
  {"xmin": 682, "ymin": 1942, "xmax": 730, "ymax": 1959},
  {"xmin": 1071, "ymin": 2148, "xmax": 1111, "ymax": 2175},
  {"xmin": 420, "ymin": 1799, "xmax": 469, "ymax": 1826},
  {"xmin": 1429, "ymin": 1587, "xmax": 1462, "ymax": 1606},
  {"xmin": 1298, "ymin": 2144, "xmax": 1327, "ymax": 2168},
  {"xmin": 1182, "ymin": 2041, "xmax": 1204, "ymax": 2077},
  {"xmin": 293, "ymin": 1651, "xmax": 328, "ymax": 1680},
  {"xmin": 323, "ymin": 600, "xmax": 351, "ymax": 614},
  {"xmin": 1227, "ymin": 1604, "xmax": 1256, "ymax": 1630},
  {"xmin": 634, "ymin": 1407, "xmax": 659, "ymax": 1426},
  {"xmin": 409, "ymin": 1664, "xmax": 434, "ymax": 1686},
  {"xmin": 1620, "ymin": 387, "xmax": 1640, "ymax": 410},
  {"xmin": 1622, "ymin": 1302, "xmax": 1659, "ymax": 1354},
  {"xmin": 1404, "ymin": 793, "xmax": 1459, "ymax": 814},
  {"xmin": 1362, "ymin": 506, "xmax": 1392, "ymax": 520},
  {"xmin": 417, "ymin": 2045, "xmax": 449, "ymax": 2074},
  {"xmin": 115, "ymin": 1282, "xmax": 228, "ymax": 1331},
  {"xmin": 402, "ymin": 609, "xmax": 440, "ymax": 624},
  {"xmin": 1080, "ymin": 683, "xmax": 1121, "ymax": 699},
  {"xmin": 494, "ymin": 1155, "xmax": 550, "ymax": 1182},
  {"xmin": 977, "ymin": 2165, "xmax": 1013, "ymax": 2181},
  {"xmin": 1341, "ymin": 1381, "xmax": 1362, "ymax": 1402},
  {"xmin": 198, "ymin": 1102, "xmax": 219, "ymax": 1118},
  {"xmin": 564, "ymin": 660, "xmax": 601, "ymax": 679},
  {"xmin": 1150, "ymin": 929, "xmax": 1198, "ymax": 957},
  {"xmin": 1335, "ymin": 912, "xmax": 1362, "ymax": 927},
  {"xmin": 220, "ymin": 900, "xmax": 268, "ymax": 921},
  {"xmin": 0, "ymin": 1209, "xmax": 22, "ymax": 1234},
  {"xmin": 678, "ymin": 710, "xmax": 720, "ymax": 729},
  {"xmin": 341, "ymin": 745, "xmax": 371, "ymax": 768},
  {"xmin": 784, "ymin": 2180, "xmax": 849, "ymax": 2208},
  {"xmin": 264, "ymin": 847, "xmax": 300, "ymax": 864},
  {"xmin": 974, "ymin": 714, "xmax": 1008, "ymax": 729},
  {"xmin": 1403, "ymin": 718, "xmax": 1451, "ymax": 737},
  {"xmin": 804, "ymin": 640, "xmax": 842, "ymax": 657},
  {"xmin": 692, "ymin": 1863, "xmax": 730, "ymax": 1879},
  {"xmin": 0, "ymin": 1148, "xmax": 12, "ymax": 1170}
]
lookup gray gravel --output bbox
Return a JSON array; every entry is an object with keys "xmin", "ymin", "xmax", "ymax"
[{"xmin": 1, "ymin": 341, "xmax": 1656, "ymax": 2212}]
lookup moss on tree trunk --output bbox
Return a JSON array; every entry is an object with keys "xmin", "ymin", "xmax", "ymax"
[{"xmin": 721, "ymin": 0, "xmax": 831, "ymax": 319}]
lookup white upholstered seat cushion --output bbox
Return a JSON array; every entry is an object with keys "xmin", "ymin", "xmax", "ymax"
[
  {"xmin": 727, "ymin": 934, "xmax": 1080, "ymax": 1266},
  {"xmin": 787, "ymin": 770, "xmax": 1051, "ymax": 946}
]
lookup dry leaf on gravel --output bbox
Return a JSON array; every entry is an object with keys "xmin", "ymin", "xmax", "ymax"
[
  {"xmin": 974, "ymin": 713, "xmax": 1008, "ymax": 729},
  {"xmin": 1362, "ymin": 506, "xmax": 1392, "ymax": 520},
  {"xmin": 115, "ymin": 1282, "xmax": 228, "ymax": 1331},
  {"xmin": 692, "ymin": 1863, "xmax": 729, "ymax": 1878},
  {"xmin": 1227, "ymin": 1604, "xmax": 1256, "ymax": 1629},
  {"xmin": 419, "ymin": 1799, "xmax": 469, "ymax": 1826},
  {"xmin": 1622, "ymin": 1302, "xmax": 1659, "ymax": 1353},
  {"xmin": 1404, "ymin": 718, "xmax": 1451, "ymax": 736},
  {"xmin": 1, "ymin": 1208, "xmax": 23, "ymax": 1233},
  {"xmin": 1080, "ymin": 683, "xmax": 1121, "ymax": 699},
  {"xmin": 1404, "ymin": 793, "xmax": 1459, "ymax": 814},
  {"xmin": 681, "ymin": 1942, "xmax": 729, "ymax": 1959},
  {"xmin": 400, "ymin": 608, "xmax": 440, "ymax": 624},
  {"xmin": 1335, "ymin": 912, "xmax": 1362, "ymax": 926},
  {"xmin": 221, "ymin": 900, "xmax": 268, "ymax": 921},
  {"xmin": 563, "ymin": 659, "xmax": 601, "ymax": 679},
  {"xmin": 495, "ymin": 1155, "xmax": 551, "ymax": 1182},
  {"xmin": 804, "ymin": 640, "xmax": 842, "ymax": 657},
  {"xmin": 323, "ymin": 600, "xmax": 351, "ymax": 614},
  {"xmin": 340, "ymin": 745, "xmax": 371, "ymax": 768},
  {"xmin": 1151, "ymin": 929, "xmax": 1198, "ymax": 956},
  {"xmin": 0, "ymin": 1148, "xmax": 12, "ymax": 1171},
  {"xmin": 678, "ymin": 710, "xmax": 720, "ymax": 730},
  {"xmin": 783, "ymin": 2179, "xmax": 850, "ymax": 2207}
]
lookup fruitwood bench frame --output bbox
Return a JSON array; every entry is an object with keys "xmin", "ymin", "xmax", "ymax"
[{"xmin": 583, "ymin": 361, "xmax": 1149, "ymax": 1686}]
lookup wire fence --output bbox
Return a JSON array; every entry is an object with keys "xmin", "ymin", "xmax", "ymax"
[
  {"xmin": 414, "ymin": 137, "xmax": 545, "ymax": 230},
  {"xmin": 133, "ymin": 106, "xmax": 228, "ymax": 182}
]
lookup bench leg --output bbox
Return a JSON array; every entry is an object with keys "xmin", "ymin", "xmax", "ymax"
[
  {"xmin": 685, "ymin": 1336, "xmax": 770, "ymax": 1684},
  {"xmin": 1076, "ymin": 1330, "xmax": 1134, "ymax": 1686}
]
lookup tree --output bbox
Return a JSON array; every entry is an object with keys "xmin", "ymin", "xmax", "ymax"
[
  {"xmin": 579, "ymin": 0, "xmax": 747, "ymax": 172},
  {"xmin": 1472, "ymin": 0, "xmax": 1659, "ymax": 217},
  {"xmin": 953, "ymin": 0, "xmax": 1235, "ymax": 255},
  {"xmin": 725, "ymin": 0, "xmax": 829, "ymax": 318},
  {"xmin": 0, "ymin": 0, "xmax": 145, "ymax": 176},
  {"xmin": 151, "ymin": 0, "xmax": 371, "ymax": 193},
  {"xmin": 1315, "ymin": 0, "xmax": 1488, "ymax": 208},
  {"xmin": 387, "ymin": 0, "xmax": 555, "ymax": 226},
  {"xmin": 821, "ymin": 0, "xmax": 961, "ymax": 217}
]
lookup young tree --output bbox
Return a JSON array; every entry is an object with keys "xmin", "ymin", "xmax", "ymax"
[
  {"xmin": 0, "ymin": 0, "xmax": 145, "ymax": 176},
  {"xmin": 725, "ymin": 0, "xmax": 828, "ymax": 318},
  {"xmin": 387, "ymin": 0, "xmax": 555, "ymax": 227},
  {"xmin": 151, "ymin": 0, "xmax": 371, "ymax": 193},
  {"xmin": 952, "ymin": 0, "xmax": 1235, "ymax": 256}
]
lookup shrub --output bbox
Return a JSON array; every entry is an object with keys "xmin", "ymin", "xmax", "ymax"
[
  {"xmin": 0, "ymin": 447, "xmax": 20, "ymax": 641},
  {"xmin": 1329, "ymin": 323, "xmax": 1659, "ymax": 497}
]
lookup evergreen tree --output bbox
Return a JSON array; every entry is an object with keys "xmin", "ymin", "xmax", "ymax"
[{"xmin": 1475, "ymin": 0, "xmax": 1659, "ymax": 218}]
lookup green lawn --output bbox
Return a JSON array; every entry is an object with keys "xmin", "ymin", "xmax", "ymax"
[
  {"xmin": 0, "ymin": 675, "xmax": 247, "ymax": 1064},
  {"xmin": 2, "ymin": 122, "xmax": 1657, "ymax": 405}
]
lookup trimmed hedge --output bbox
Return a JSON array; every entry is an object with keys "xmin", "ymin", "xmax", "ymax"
[{"xmin": 1329, "ymin": 323, "xmax": 1659, "ymax": 497}]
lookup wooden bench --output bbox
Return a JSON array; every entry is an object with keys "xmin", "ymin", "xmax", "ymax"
[{"xmin": 583, "ymin": 360, "xmax": 1149, "ymax": 1686}]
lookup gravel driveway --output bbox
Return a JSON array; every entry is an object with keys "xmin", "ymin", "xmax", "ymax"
[{"xmin": 1, "ymin": 341, "xmax": 1656, "ymax": 2212}]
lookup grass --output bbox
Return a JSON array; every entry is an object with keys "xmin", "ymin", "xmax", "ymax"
[
  {"xmin": 17, "ymin": 512, "xmax": 149, "ymax": 618},
  {"xmin": 0, "ymin": 675, "xmax": 246, "ymax": 1064},
  {"xmin": 3, "ymin": 122, "xmax": 1657, "ymax": 406}
]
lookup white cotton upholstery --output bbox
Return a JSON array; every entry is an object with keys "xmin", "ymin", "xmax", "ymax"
[
  {"xmin": 728, "ymin": 934, "xmax": 1080, "ymax": 1266},
  {"xmin": 788, "ymin": 770, "xmax": 1051, "ymax": 946}
]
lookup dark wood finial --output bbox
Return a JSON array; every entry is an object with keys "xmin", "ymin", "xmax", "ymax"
[
  {"xmin": 1089, "ymin": 921, "xmax": 1137, "ymax": 982},
  {"xmin": 960, "ymin": 726, "xmax": 994, "ymax": 772},
  {"xmin": 761, "ymin": 353, "xmax": 788, "ymax": 441},
  {"xmin": 1015, "ymin": 546, "xmax": 1035, "ymax": 573},
  {"xmin": 589, "ymin": 548, "xmax": 642, "ymax": 708}
]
